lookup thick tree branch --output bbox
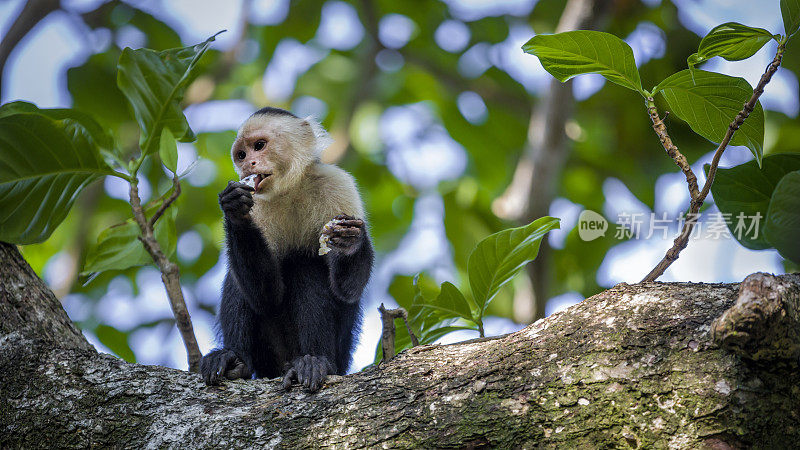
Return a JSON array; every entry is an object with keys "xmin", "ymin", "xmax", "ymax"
[
  {"xmin": 712, "ymin": 272, "xmax": 800, "ymax": 362},
  {"xmin": 3, "ymin": 242, "xmax": 799, "ymax": 447},
  {"xmin": 129, "ymin": 178, "xmax": 202, "ymax": 372},
  {"xmin": 643, "ymin": 43, "xmax": 785, "ymax": 282}
]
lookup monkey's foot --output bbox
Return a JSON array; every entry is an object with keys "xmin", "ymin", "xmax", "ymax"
[
  {"xmin": 282, "ymin": 355, "xmax": 334, "ymax": 392},
  {"xmin": 200, "ymin": 349, "xmax": 253, "ymax": 386},
  {"xmin": 320, "ymin": 214, "xmax": 365, "ymax": 256}
]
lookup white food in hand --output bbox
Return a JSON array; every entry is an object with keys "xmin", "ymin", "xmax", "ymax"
[
  {"xmin": 318, "ymin": 218, "xmax": 345, "ymax": 256},
  {"xmin": 241, "ymin": 174, "xmax": 258, "ymax": 189}
]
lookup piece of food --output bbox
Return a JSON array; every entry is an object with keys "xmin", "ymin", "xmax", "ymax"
[
  {"xmin": 318, "ymin": 218, "xmax": 344, "ymax": 255},
  {"xmin": 241, "ymin": 174, "xmax": 258, "ymax": 189}
]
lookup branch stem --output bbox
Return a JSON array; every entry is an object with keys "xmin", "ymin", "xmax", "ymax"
[
  {"xmin": 642, "ymin": 44, "xmax": 785, "ymax": 282},
  {"xmin": 129, "ymin": 178, "xmax": 201, "ymax": 372}
]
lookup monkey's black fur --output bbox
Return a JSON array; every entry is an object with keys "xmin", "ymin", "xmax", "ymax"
[
  {"xmin": 253, "ymin": 106, "xmax": 298, "ymax": 118},
  {"xmin": 201, "ymin": 182, "xmax": 373, "ymax": 391}
]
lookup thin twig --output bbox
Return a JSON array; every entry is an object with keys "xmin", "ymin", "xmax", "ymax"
[
  {"xmin": 148, "ymin": 174, "xmax": 181, "ymax": 228},
  {"xmin": 130, "ymin": 179, "xmax": 202, "ymax": 372},
  {"xmin": 646, "ymin": 98, "xmax": 701, "ymax": 203},
  {"xmin": 642, "ymin": 43, "xmax": 786, "ymax": 282},
  {"xmin": 378, "ymin": 303, "xmax": 419, "ymax": 362}
]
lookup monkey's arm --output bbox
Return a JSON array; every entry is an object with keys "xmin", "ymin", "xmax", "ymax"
[
  {"xmin": 220, "ymin": 181, "xmax": 284, "ymax": 307},
  {"xmin": 324, "ymin": 215, "xmax": 374, "ymax": 303}
]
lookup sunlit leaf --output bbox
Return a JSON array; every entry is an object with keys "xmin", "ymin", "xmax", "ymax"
[
  {"xmin": 159, "ymin": 128, "xmax": 178, "ymax": 172},
  {"xmin": 654, "ymin": 69, "xmax": 764, "ymax": 164},
  {"xmin": 764, "ymin": 170, "xmax": 800, "ymax": 263},
  {"xmin": 522, "ymin": 30, "xmax": 644, "ymax": 94},
  {"xmin": 0, "ymin": 111, "xmax": 114, "ymax": 244},
  {"xmin": 688, "ymin": 22, "xmax": 776, "ymax": 67},
  {"xmin": 468, "ymin": 216, "xmax": 560, "ymax": 316},
  {"xmin": 782, "ymin": 0, "xmax": 800, "ymax": 37},
  {"xmin": 420, "ymin": 281, "xmax": 476, "ymax": 322},
  {"xmin": 708, "ymin": 154, "xmax": 800, "ymax": 249},
  {"xmin": 117, "ymin": 32, "xmax": 220, "ymax": 157}
]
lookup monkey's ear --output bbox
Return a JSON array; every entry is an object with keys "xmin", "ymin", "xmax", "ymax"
[{"xmin": 304, "ymin": 116, "xmax": 333, "ymax": 156}]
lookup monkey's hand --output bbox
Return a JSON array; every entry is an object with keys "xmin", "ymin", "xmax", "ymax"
[
  {"xmin": 321, "ymin": 214, "xmax": 365, "ymax": 256},
  {"xmin": 200, "ymin": 349, "xmax": 253, "ymax": 386},
  {"xmin": 219, "ymin": 181, "xmax": 255, "ymax": 224},
  {"xmin": 282, "ymin": 355, "xmax": 334, "ymax": 392}
]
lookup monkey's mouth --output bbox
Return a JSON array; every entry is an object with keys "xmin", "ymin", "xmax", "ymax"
[{"xmin": 252, "ymin": 173, "xmax": 271, "ymax": 191}]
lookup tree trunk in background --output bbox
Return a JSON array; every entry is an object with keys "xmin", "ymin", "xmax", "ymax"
[
  {"xmin": 494, "ymin": 0, "xmax": 612, "ymax": 321},
  {"xmin": 2, "ymin": 241, "xmax": 799, "ymax": 448}
]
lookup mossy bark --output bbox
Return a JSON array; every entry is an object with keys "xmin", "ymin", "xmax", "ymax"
[{"xmin": 1, "ymin": 242, "xmax": 798, "ymax": 448}]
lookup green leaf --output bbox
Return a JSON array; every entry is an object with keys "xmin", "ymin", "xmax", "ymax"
[
  {"xmin": 117, "ymin": 32, "xmax": 220, "ymax": 157},
  {"xmin": 468, "ymin": 216, "xmax": 560, "ymax": 316},
  {"xmin": 688, "ymin": 22, "xmax": 777, "ymax": 67},
  {"xmin": 420, "ymin": 281, "xmax": 475, "ymax": 322},
  {"xmin": 95, "ymin": 324, "xmax": 136, "ymax": 362},
  {"xmin": 709, "ymin": 154, "xmax": 800, "ymax": 249},
  {"xmin": 654, "ymin": 69, "xmax": 764, "ymax": 164},
  {"xmin": 782, "ymin": 0, "xmax": 800, "ymax": 37},
  {"xmin": 82, "ymin": 203, "xmax": 176, "ymax": 276},
  {"xmin": 159, "ymin": 128, "xmax": 178, "ymax": 172},
  {"xmin": 0, "ymin": 101, "xmax": 115, "ymax": 151},
  {"xmin": 764, "ymin": 170, "xmax": 800, "ymax": 263},
  {"xmin": 0, "ymin": 112, "xmax": 113, "ymax": 244},
  {"xmin": 522, "ymin": 30, "xmax": 644, "ymax": 94}
]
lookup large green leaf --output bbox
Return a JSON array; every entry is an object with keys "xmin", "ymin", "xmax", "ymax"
[
  {"xmin": 117, "ymin": 33, "xmax": 219, "ymax": 157},
  {"xmin": 468, "ymin": 216, "xmax": 560, "ymax": 315},
  {"xmin": 0, "ymin": 112, "xmax": 113, "ymax": 244},
  {"xmin": 709, "ymin": 154, "xmax": 800, "ymax": 249},
  {"xmin": 764, "ymin": 170, "xmax": 800, "ymax": 263},
  {"xmin": 82, "ymin": 201, "xmax": 177, "ymax": 276},
  {"xmin": 654, "ymin": 69, "xmax": 764, "ymax": 163},
  {"xmin": 688, "ymin": 22, "xmax": 777, "ymax": 67},
  {"xmin": 0, "ymin": 101, "xmax": 114, "ymax": 151},
  {"xmin": 522, "ymin": 30, "xmax": 644, "ymax": 94},
  {"xmin": 783, "ymin": 0, "xmax": 800, "ymax": 37}
]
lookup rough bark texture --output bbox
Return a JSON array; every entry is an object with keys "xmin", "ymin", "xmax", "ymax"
[{"xmin": 1, "ymin": 242, "xmax": 799, "ymax": 449}]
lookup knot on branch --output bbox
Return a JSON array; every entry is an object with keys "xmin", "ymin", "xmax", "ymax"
[{"xmin": 711, "ymin": 272, "xmax": 800, "ymax": 363}]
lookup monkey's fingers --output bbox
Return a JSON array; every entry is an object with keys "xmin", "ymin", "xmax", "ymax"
[
  {"xmin": 282, "ymin": 368, "xmax": 297, "ymax": 390},
  {"xmin": 333, "ymin": 214, "xmax": 355, "ymax": 221},
  {"xmin": 329, "ymin": 236, "xmax": 358, "ymax": 248},
  {"xmin": 335, "ymin": 219, "xmax": 364, "ymax": 229},
  {"xmin": 330, "ymin": 225, "xmax": 361, "ymax": 237}
]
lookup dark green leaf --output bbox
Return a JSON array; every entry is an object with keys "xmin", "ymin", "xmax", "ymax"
[
  {"xmin": 468, "ymin": 216, "xmax": 560, "ymax": 316},
  {"xmin": 82, "ymin": 203, "xmax": 176, "ymax": 276},
  {"xmin": 688, "ymin": 22, "xmax": 776, "ymax": 67},
  {"xmin": 654, "ymin": 69, "xmax": 764, "ymax": 163},
  {"xmin": 522, "ymin": 30, "xmax": 644, "ymax": 94},
  {"xmin": 764, "ymin": 170, "xmax": 800, "ymax": 262},
  {"xmin": 95, "ymin": 324, "xmax": 136, "ymax": 362},
  {"xmin": 117, "ymin": 33, "xmax": 220, "ymax": 157},
  {"xmin": 0, "ymin": 112, "xmax": 113, "ymax": 244},
  {"xmin": 782, "ymin": 0, "xmax": 800, "ymax": 37},
  {"xmin": 709, "ymin": 154, "xmax": 800, "ymax": 249},
  {"xmin": 0, "ymin": 101, "xmax": 115, "ymax": 151}
]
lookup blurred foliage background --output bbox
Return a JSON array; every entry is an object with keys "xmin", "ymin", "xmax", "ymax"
[{"xmin": 1, "ymin": 0, "xmax": 797, "ymax": 371}]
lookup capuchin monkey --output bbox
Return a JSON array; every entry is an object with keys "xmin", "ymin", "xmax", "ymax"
[{"xmin": 200, "ymin": 107, "xmax": 373, "ymax": 392}]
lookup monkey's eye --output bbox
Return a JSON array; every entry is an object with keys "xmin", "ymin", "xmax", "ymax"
[
  {"xmin": 236, "ymin": 150, "xmax": 246, "ymax": 160},
  {"xmin": 254, "ymin": 140, "xmax": 267, "ymax": 151}
]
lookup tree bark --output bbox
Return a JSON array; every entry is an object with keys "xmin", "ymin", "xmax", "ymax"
[{"xmin": 1, "ymin": 241, "xmax": 798, "ymax": 448}]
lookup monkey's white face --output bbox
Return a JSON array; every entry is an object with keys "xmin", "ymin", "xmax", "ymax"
[{"xmin": 231, "ymin": 114, "xmax": 318, "ymax": 195}]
